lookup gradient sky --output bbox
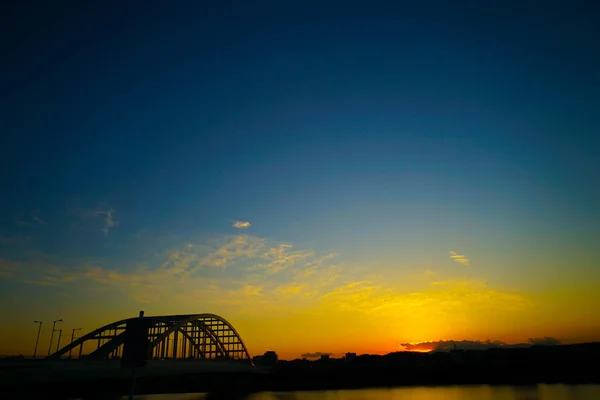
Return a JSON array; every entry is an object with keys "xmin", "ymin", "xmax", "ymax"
[{"xmin": 1, "ymin": 1, "xmax": 599, "ymax": 359}]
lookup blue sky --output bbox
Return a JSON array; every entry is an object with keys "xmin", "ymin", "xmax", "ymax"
[{"xmin": 1, "ymin": 1, "xmax": 599, "ymax": 357}]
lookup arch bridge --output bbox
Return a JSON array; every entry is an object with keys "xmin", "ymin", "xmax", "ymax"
[{"xmin": 47, "ymin": 313, "xmax": 252, "ymax": 364}]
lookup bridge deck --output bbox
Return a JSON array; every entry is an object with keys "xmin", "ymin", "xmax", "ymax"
[{"xmin": 0, "ymin": 359, "xmax": 266, "ymax": 387}]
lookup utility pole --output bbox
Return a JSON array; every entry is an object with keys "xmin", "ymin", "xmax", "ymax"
[
  {"xmin": 48, "ymin": 319, "xmax": 63, "ymax": 356},
  {"xmin": 69, "ymin": 328, "xmax": 81, "ymax": 359},
  {"xmin": 33, "ymin": 321, "xmax": 42, "ymax": 359}
]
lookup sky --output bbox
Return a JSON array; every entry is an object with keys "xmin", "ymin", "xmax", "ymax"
[{"xmin": 1, "ymin": 1, "xmax": 599, "ymax": 360}]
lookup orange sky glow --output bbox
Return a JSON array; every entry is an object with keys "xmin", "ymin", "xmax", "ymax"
[{"xmin": 1, "ymin": 233, "xmax": 599, "ymax": 360}]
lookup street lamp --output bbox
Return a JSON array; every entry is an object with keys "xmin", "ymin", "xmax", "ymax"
[
  {"xmin": 48, "ymin": 319, "xmax": 63, "ymax": 356},
  {"xmin": 56, "ymin": 329, "xmax": 63, "ymax": 352},
  {"xmin": 69, "ymin": 328, "xmax": 81, "ymax": 359},
  {"xmin": 33, "ymin": 321, "xmax": 42, "ymax": 359}
]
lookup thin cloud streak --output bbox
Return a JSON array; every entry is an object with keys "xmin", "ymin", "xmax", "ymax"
[
  {"xmin": 233, "ymin": 221, "xmax": 251, "ymax": 229},
  {"xmin": 450, "ymin": 250, "xmax": 469, "ymax": 265},
  {"xmin": 31, "ymin": 210, "xmax": 45, "ymax": 225},
  {"xmin": 262, "ymin": 244, "xmax": 314, "ymax": 273},
  {"xmin": 14, "ymin": 210, "xmax": 45, "ymax": 227}
]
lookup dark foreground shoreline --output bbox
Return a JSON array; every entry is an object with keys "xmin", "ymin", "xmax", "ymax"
[
  {"xmin": 6, "ymin": 364, "xmax": 600, "ymax": 399},
  {"xmin": 5, "ymin": 343, "xmax": 600, "ymax": 399}
]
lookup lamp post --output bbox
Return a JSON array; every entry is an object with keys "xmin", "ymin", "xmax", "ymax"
[
  {"xmin": 48, "ymin": 319, "xmax": 63, "ymax": 356},
  {"xmin": 56, "ymin": 329, "xmax": 63, "ymax": 353},
  {"xmin": 69, "ymin": 328, "xmax": 81, "ymax": 359},
  {"xmin": 33, "ymin": 321, "xmax": 42, "ymax": 359}
]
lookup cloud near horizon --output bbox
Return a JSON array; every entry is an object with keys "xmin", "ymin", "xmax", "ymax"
[
  {"xmin": 400, "ymin": 337, "xmax": 562, "ymax": 352},
  {"xmin": 233, "ymin": 221, "xmax": 251, "ymax": 229},
  {"xmin": 300, "ymin": 352, "xmax": 334, "ymax": 359}
]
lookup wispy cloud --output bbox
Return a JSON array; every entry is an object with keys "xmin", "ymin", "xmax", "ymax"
[
  {"xmin": 11, "ymin": 233, "xmax": 347, "ymax": 309},
  {"xmin": 233, "ymin": 221, "xmax": 251, "ymax": 229},
  {"xmin": 0, "ymin": 235, "xmax": 32, "ymax": 246},
  {"xmin": 450, "ymin": 250, "xmax": 469, "ymax": 265},
  {"xmin": 155, "ymin": 235, "xmax": 266, "ymax": 276},
  {"xmin": 31, "ymin": 210, "xmax": 45, "ymax": 225},
  {"xmin": 318, "ymin": 279, "xmax": 529, "ymax": 321},
  {"xmin": 21, "ymin": 262, "xmax": 202, "ymax": 303},
  {"xmin": 0, "ymin": 260, "xmax": 18, "ymax": 278},
  {"xmin": 15, "ymin": 210, "xmax": 45, "ymax": 227},
  {"xmin": 209, "ymin": 235, "xmax": 265, "ymax": 268},
  {"xmin": 261, "ymin": 244, "xmax": 314, "ymax": 273},
  {"xmin": 71, "ymin": 205, "xmax": 119, "ymax": 235},
  {"xmin": 94, "ymin": 209, "xmax": 119, "ymax": 235}
]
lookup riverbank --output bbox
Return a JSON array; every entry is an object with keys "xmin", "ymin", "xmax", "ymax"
[{"xmin": 5, "ymin": 362, "xmax": 600, "ymax": 399}]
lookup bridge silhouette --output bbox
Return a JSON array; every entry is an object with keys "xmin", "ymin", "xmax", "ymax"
[{"xmin": 46, "ymin": 313, "xmax": 253, "ymax": 364}]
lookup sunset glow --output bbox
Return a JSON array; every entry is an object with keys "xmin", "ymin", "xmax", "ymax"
[{"xmin": 1, "ymin": 2, "xmax": 599, "ymax": 361}]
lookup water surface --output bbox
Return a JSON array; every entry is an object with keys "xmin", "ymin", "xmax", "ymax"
[{"xmin": 130, "ymin": 384, "xmax": 600, "ymax": 400}]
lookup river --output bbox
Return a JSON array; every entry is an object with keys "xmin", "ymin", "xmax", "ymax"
[{"xmin": 126, "ymin": 384, "xmax": 600, "ymax": 399}]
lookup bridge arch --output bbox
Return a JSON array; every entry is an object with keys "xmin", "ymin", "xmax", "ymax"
[{"xmin": 47, "ymin": 313, "xmax": 253, "ymax": 364}]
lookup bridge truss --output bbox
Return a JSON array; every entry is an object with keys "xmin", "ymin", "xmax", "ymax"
[{"xmin": 47, "ymin": 314, "xmax": 252, "ymax": 363}]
